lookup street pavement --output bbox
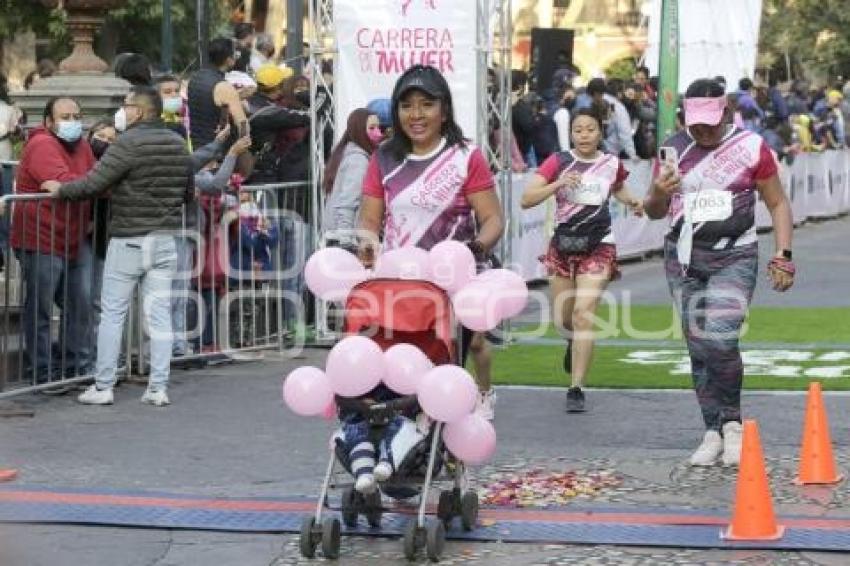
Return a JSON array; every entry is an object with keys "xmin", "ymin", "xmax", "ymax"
[{"xmin": 0, "ymin": 217, "xmax": 848, "ymax": 565}]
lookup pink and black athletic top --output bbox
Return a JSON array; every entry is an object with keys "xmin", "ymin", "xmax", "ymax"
[
  {"xmin": 362, "ymin": 138, "xmax": 495, "ymax": 251},
  {"xmin": 659, "ymin": 126, "xmax": 777, "ymax": 250},
  {"xmin": 537, "ymin": 150, "xmax": 628, "ymax": 245}
]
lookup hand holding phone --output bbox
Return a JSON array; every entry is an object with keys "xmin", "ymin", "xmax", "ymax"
[{"xmin": 658, "ymin": 146, "xmax": 678, "ymax": 173}]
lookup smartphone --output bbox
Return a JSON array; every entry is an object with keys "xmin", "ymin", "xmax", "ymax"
[
  {"xmin": 658, "ymin": 146, "xmax": 678, "ymax": 171},
  {"xmin": 238, "ymin": 120, "xmax": 248, "ymax": 138},
  {"xmin": 218, "ymin": 104, "xmax": 230, "ymax": 130}
]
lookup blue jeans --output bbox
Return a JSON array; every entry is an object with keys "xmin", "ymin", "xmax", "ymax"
[
  {"xmin": 16, "ymin": 241, "xmax": 94, "ymax": 382},
  {"xmin": 94, "ymin": 236, "xmax": 177, "ymax": 391},
  {"xmin": 171, "ymin": 237, "xmax": 195, "ymax": 355}
]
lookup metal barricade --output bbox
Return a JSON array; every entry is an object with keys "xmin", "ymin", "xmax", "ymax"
[
  {"xmin": 0, "ymin": 191, "xmax": 113, "ymax": 398},
  {"xmin": 157, "ymin": 180, "xmax": 314, "ymax": 369},
  {"xmin": 1, "ymin": 179, "xmax": 318, "ymax": 394}
]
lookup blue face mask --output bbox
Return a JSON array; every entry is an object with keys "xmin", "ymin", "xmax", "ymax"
[
  {"xmin": 162, "ymin": 97, "xmax": 182, "ymax": 114},
  {"xmin": 56, "ymin": 120, "xmax": 83, "ymax": 143}
]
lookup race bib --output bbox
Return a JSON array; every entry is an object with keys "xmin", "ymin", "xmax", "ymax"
[
  {"xmin": 684, "ymin": 189, "xmax": 733, "ymax": 222},
  {"xmin": 564, "ymin": 176, "xmax": 607, "ymax": 206}
]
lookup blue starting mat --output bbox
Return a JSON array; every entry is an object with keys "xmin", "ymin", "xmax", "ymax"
[{"xmin": 1, "ymin": 485, "xmax": 850, "ymax": 551}]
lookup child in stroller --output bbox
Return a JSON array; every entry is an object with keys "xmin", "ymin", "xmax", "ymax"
[{"xmin": 300, "ymin": 278, "xmax": 479, "ymax": 562}]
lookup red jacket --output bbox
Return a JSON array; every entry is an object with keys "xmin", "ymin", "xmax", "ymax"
[{"xmin": 11, "ymin": 126, "xmax": 95, "ymax": 259}]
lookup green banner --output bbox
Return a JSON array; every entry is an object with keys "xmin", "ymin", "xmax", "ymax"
[{"xmin": 657, "ymin": 0, "xmax": 679, "ymax": 143}]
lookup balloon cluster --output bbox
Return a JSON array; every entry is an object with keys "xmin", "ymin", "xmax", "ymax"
[
  {"xmin": 282, "ymin": 336, "xmax": 497, "ymax": 465},
  {"xmin": 304, "ymin": 241, "xmax": 529, "ymax": 332}
]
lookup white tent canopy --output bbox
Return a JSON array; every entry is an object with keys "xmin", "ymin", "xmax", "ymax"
[{"xmin": 644, "ymin": 0, "xmax": 763, "ymax": 91}]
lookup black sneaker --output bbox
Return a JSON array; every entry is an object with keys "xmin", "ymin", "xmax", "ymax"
[
  {"xmin": 565, "ymin": 386, "xmax": 585, "ymax": 413},
  {"xmin": 563, "ymin": 340, "xmax": 572, "ymax": 374}
]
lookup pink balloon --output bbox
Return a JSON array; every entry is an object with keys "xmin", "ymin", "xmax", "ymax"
[
  {"xmin": 374, "ymin": 247, "xmax": 431, "ymax": 280},
  {"xmin": 305, "ymin": 247, "xmax": 368, "ymax": 301},
  {"xmin": 283, "ymin": 367, "xmax": 334, "ymax": 417},
  {"xmin": 474, "ymin": 269, "xmax": 529, "ymax": 319},
  {"xmin": 383, "ymin": 344, "xmax": 434, "ymax": 395},
  {"xmin": 428, "ymin": 241, "xmax": 476, "ymax": 293},
  {"xmin": 326, "ymin": 336, "xmax": 385, "ymax": 397},
  {"xmin": 451, "ymin": 281, "xmax": 502, "ymax": 332},
  {"xmin": 320, "ymin": 400, "xmax": 338, "ymax": 421},
  {"xmin": 442, "ymin": 413, "xmax": 497, "ymax": 464},
  {"xmin": 416, "ymin": 365, "xmax": 477, "ymax": 423}
]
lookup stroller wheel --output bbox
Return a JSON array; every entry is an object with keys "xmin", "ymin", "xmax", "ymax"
[
  {"xmin": 437, "ymin": 490, "xmax": 455, "ymax": 525},
  {"xmin": 340, "ymin": 488, "xmax": 359, "ymax": 528},
  {"xmin": 460, "ymin": 490, "xmax": 479, "ymax": 531},
  {"xmin": 321, "ymin": 516, "xmax": 341, "ymax": 559},
  {"xmin": 299, "ymin": 515, "xmax": 319, "ymax": 558},
  {"xmin": 425, "ymin": 519, "xmax": 446, "ymax": 562},
  {"xmin": 402, "ymin": 520, "xmax": 420, "ymax": 561},
  {"xmin": 363, "ymin": 490, "xmax": 383, "ymax": 528}
]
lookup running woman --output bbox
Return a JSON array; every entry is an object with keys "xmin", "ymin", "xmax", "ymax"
[
  {"xmin": 521, "ymin": 107, "xmax": 644, "ymax": 413},
  {"xmin": 357, "ymin": 64, "xmax": 504, "ymax": 417},
  {"xmin": 644, "ymin": 78, "xmax": 795, "ymax": 467}
]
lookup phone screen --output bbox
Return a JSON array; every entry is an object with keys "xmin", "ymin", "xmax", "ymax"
[{"xmin": 238, "ymin": 120, "xmax": 248, "ymax": 138}]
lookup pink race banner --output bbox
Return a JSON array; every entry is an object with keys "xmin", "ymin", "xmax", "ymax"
[{"xmin": 333, "ymin": 0, "xmax": 480, "ymax": 139}]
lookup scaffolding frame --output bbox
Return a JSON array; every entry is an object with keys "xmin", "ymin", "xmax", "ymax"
[{"xmin": 306, "ymin": 0, "xmax": 513, "ymax": 343}]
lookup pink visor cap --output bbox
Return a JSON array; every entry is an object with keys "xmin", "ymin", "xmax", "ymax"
[{"xmin": 684, "ymin": 96, "xmax": 726, "ymax": 126}]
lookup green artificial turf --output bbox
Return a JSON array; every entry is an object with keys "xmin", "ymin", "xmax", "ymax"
[
  {"xmin": 512, "ymin": 306, "xmax": 850, "ymax": 344},
  {"xmin": 481, "ymin": 306, "xmax": 850, "ymax": 390}
]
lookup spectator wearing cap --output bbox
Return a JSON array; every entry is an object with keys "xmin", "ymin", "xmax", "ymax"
[
  {"xmin": 244, "ymin": 64, "xmax": 309, "ymax": 184},
  {"xmin": 366, "ymin": 98, "xmax": 392, "ymax": 136},
  {"xmin": 187, "ymin": 37, "xmax": 249, "ymax": 150}
]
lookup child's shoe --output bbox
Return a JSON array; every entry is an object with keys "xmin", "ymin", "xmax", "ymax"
[
  {"xmin": 355, "ymin": 473, "xmax": 377, "ymax": 494},
  {"xmin": 374, "ymin": 460, "xmax": 393, "ymax": 482}
]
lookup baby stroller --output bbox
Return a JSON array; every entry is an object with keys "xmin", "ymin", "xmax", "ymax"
[{"xmin": 299, "ymin": 278, "xmax": 480, "ymax": 562}]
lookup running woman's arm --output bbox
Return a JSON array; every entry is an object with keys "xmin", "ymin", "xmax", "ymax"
[
  {"xmin": 356, "ymin": 194, "xmax": 384, "ymax": 267},
  {"xmin": 756, "ymin": 173, "xmax": 793, "ymax": 257},
  {"xmin": 468, "ymin": 189, "xmax": 504, "ymax": 253},
  {"xmin": 611, "ymin": 183, "xmax": 645, "ymax": 216},
  {"xmin": 520, "ymin": 172, "xmax": 576, "ymax": 209},
  {"xmin": 643, "ymin": 167, "xmax": 680, "ymax": 219}
]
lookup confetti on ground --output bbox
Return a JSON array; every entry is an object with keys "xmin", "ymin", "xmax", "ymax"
[{"xmin": 480, "ymin": 468, "xmax": 622, "ymax": 508}]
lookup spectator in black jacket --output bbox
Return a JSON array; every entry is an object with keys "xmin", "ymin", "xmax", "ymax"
[
  {"xmin": 246, "ymin": 64, "xmax": 311, "ymax": 184},
  {"xmin": 43, "ymin": 86, "xmax": 192, "ymax": 408}
]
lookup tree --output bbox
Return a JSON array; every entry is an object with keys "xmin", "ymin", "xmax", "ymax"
[
  {"xmin": 760, "ymin": 0, "xmax": 850, "ymax": 83},
  {"xmin": 99, "ymin": 0, "xmax": 229, "ymax": 76},
  {"xmin": 0, "ymin": 0, "xmax": 70, "ymax": 60}
]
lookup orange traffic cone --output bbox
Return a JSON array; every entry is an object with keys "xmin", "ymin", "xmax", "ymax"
[
  {"xmin": 0, "ymin": 468, "xmax": 17, "ymax": 482},
  {"xmin": 795, "ymin": 382, "xmax": 844, "ymax": 485},
  {"xmin": 721, "ymin": 420, "xmax": 785, "ymax": 541}
]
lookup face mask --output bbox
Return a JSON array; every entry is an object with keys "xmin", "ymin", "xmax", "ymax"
[
  {"xmin": 56, "ymin": 120, "xmax": 82, "ymax": 143},
  {"xmin": 367, "ymin": 127, "xmax": 383, "ymax": 145},
  {"xmin": 162, "ymin": 97, "xmax": 182, "ymax": 114},
  {"xmin": 90, "ymin": 138, "xmax": 110, "ymax": 158},
  {"xmin": 114, "ymin": 107, "xmax": 128, "ymax": 132},
  {"xmin": 295, "ymin": 90, "xmax": 310, "ymax": 106}
]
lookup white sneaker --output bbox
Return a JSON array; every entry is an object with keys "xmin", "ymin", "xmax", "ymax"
[
  {"xmin": 141, "ymin": 388, "xmax": 170, "ymax": 407},
  {"xmin": 77, "ymin": 385, "xmax": 114, "ymax": 405},
  {"xmin": 721, "ymin": 421, "xmax": 743, "ymax": 466},
  {"xmin": 475, "ymin": 389, "xmax": 497, "ymax": 421},
  {"xmin": 689, "ymin": 430, "xmax": 723, "ymax": 466},
  {"xmin": 355, "ymin": 473, "xmax": 376, "ymax": 494},
  {"xmin": 374, "ymin": 461, "xmax": 393, "ymax": 482}
]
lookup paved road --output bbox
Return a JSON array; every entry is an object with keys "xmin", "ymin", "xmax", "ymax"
[
  {"xmin": 2, "ymin": 350, "xmax": 850, "ymax": 565},
  {"xmin": 1, "ymin": 216, "xmax": 849, "ymax": 565}
]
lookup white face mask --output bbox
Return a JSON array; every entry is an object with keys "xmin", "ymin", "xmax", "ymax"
[{"xmin": 114, "ymin": 107, "xmax": 127, "ymax": 132}]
